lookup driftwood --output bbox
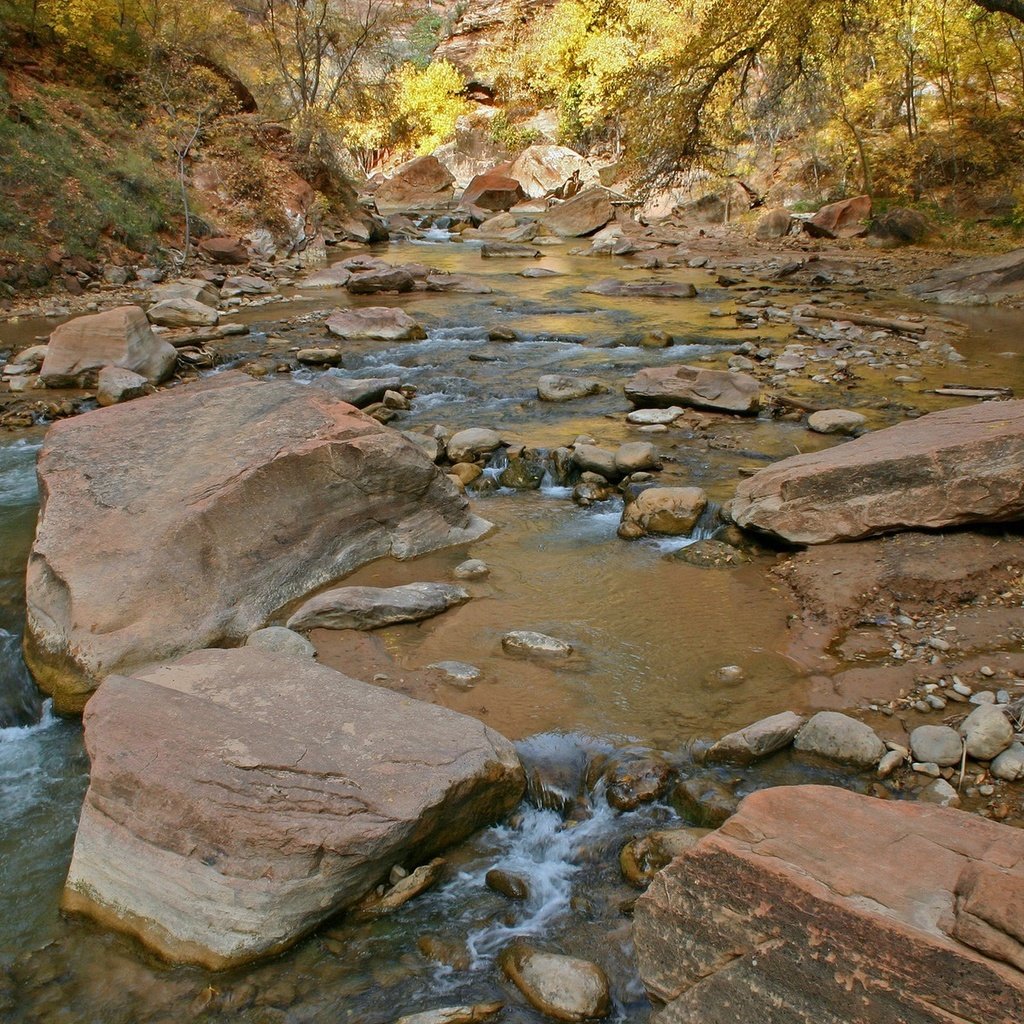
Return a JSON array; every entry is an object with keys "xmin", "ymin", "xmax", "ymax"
[
  {"xmin": 932, "ymin": 385, "xmax": 1014, "ymax": 399},
  {"xmin": 792, "ymin": 304, "xmax": 928, "ymax": 335},
  {"xmin": 769, "ymin": 392, "xmax": 827, "ymax": 414}
]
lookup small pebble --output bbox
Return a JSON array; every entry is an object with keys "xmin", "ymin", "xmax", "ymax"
[
  {"xmin": 980, "ymin": 666, "xmax": 995, "ymax": 678},
  {"xmin": 952, "ymin": 680, "xmax": 972, "ymax": 696},
  {"xmin": 997, "ymin": 690, "xmax": 1010, "ymax": 704},
  {"xmin": 979, "ymin": 784, "xmax": 996, "ymax": 797},
  {"xmin": 925, "ymin": 694, "xmax": 947, "ymax": 710},
  {"xmin": 912, "ymin": 762, "xmax": 941, "ymax": 777}
]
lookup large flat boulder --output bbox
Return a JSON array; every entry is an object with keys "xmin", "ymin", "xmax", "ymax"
[
  {"xmin": 625, "ymin": 365, "xmax": 760, "ymax": 415},
  {"xmin": 907, "ymin": 247, "xmax": 1024, "ymax": 305},
  {"xmin": 40, "ymin": 305, "xmax": 177, "ymax": 387},
  {"xmin": 24, "ymin": 372, "xmax": 489, "ymax": 712},
  {"xmin": 62, "ymin": 647, "xmax": 524, "ymax": 969},
  {"xmin": 633, "ymin": 785, "xmax": 1024, "ymax": 1023},
  {"xmin": 375, "ymin": 155, "xmax": 456, "ymax": 212},
  {"xmin": 542, "ymin": 187, "xmax": 616, "ymax": 238},
  {"xmin": 730, "ymin": 401, "xmax": 1024, "ymax": 544}
]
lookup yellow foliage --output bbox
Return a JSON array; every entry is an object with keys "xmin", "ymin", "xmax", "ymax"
[{"xmin": 392, "ymin": 60, "xmax": 469, "ymax": 154}]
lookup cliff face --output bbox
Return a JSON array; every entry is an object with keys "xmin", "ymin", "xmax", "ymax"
[{"xmin": 435, "ymin": 0, "xmax": 557, "ymax": 77}]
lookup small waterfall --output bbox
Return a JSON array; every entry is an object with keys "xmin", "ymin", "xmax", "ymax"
[{"xmin": 0, "ymin": 629, "xmax": 43, "ymax": 728}]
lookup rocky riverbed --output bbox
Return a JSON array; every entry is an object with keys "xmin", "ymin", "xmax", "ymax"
[{"xmin": 2, "ymin": 207, "xmax": 1024, "ymax": 1023}]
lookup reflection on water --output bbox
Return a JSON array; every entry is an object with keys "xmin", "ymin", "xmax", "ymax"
[{"xmin": 2, "ymin": 238, "xmax": 1024, "ymax": 1021}]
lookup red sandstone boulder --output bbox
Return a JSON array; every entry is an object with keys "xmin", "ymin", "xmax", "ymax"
[
  {"xmin": 63, "ymin": 646, "xmax": 524, "ymax": 969},
  {"xmin": 634, "ymin": 785, "xmax": 1024, "ymax": 1023},
  {"xmin": 198, "ymin": 236, "xmax": 249, "ymax": 264},
  {"xmin": 461, "ymin": 171, "xmax": 527, "ymax": 212},
  {"xmin": 24, "ymin": 372, "xmax": 489, "ymax": 712},
  {"xmin": 804, "ymin": 194, "xmax": 872, "ymax": 238},
  {"xmin": 39, "ymin": 305, "xmax": 177, "ymax": 387},
  {"xmin": 730, "ymin": 400, "xmax": 1024, "ymax": 544}
]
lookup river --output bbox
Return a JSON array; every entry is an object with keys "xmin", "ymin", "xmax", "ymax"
[{"xmin": 2, "ymin": 234, "xmax": 1022, "ymax": 1021}]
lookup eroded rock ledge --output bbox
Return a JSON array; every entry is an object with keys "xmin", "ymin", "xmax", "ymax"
[
  {"xmin": 63, "ymin": 647, "xmax": 525, "ymax": 969},
  {"xmin": 633, "ymin": 784, "xmax": 1024, "ymax": 1024}
]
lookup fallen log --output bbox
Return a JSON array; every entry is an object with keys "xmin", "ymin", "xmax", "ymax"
[{"xmin": 791, "ymin": 304, "xmax": 928, "ymax": 335}]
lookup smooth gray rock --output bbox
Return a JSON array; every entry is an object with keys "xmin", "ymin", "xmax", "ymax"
[
  {"xmin": 991, "ymin": 741, "xmax": 1024, "ymax": 781},
  {"xmin": 909, "ymin": 725, "xmax": 963, "ymax": 767},
  {"xmin": 287, "ymin": 583, "xmax": 470, "ymax": 632},
  {"xmin": 959, "ymin": 705, "xmax": 1013, "ymax": 761},
  {"xmin": 793, "ymin": 711, "xmax": 886, "ymax": 768},
  {"xmin": 707, "ymin": 712, "xmax": 806, "ymax": 764},
  {"xmin": 245, "ymin": 626, "xmax": 316, "ymax": 659}
]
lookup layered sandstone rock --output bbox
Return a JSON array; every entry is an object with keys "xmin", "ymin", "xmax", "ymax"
[
  {"xmin": 40, "ymin": 305, "xmax": 177, "ymax": 387},
  {"xmin": 63, "ymin": 647, "xmax": 524, "ymax": 968},
  {"xmin": 625, "ymin": 365, "xmax": 760, "ymax": 415},
  {"xmin": 730, "ymin": 401, "xmax": 1024, "ymax": 544},
  {"xmin": 907, "ymin": 247, "xmax": 1024, "ymax": 305},
  {"xmin": 634, "ymin": 785, "xmax": 1024, "ymax": 1024},
  {"xmin": 24, "ymin": 372, "xmax": 489, "ymax": 712}
]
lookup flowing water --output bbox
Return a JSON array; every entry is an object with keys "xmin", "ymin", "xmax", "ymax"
[{"xmin": 2, "ymin": 235, "xmax": 1024, "ymax": 1022}]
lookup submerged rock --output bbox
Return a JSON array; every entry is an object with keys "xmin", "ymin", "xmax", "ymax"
[
  {"xmin": 537, "ymin": 375, "xmax": 606, "ymax": 402},
  {"xmin": 502, "ymin": 631, "xmax": 573, "ymax": 658},
  {"xmin": 287, "ymin": 583, "xmax": 470, "ymax": 632},
  {"xmin": 731, "ymin": 401, "xmax": 1024, "ymax": 544},
  {"xmin": 634, "ymin": 785, "xmax": 1024, "ymax": 1022},
  {"xmin": 63, "ymin": 647, "xmax": 524, "ymax": 969},
  {"xmin": 486, "ymin": 868, "xmax": 530, "ymax": 901},
  {"xmin": 24, "ymin": 373, "xmax": 489, "ymax": 712},
  {"xmin": 620, "ymin": 827, "xmax": 711, "ymax": 888},
  {"xmin": 620, "ymin": 487, "xmax": 708, "ymax": 537},
  {"xmin": 625, "ymin": 364, "xmax": 760, "ymax": 415},
  {"xmin": 499, "ymin": 944, "xmax": 611, "ymax": 1021},
  {"xmin": 393, "ymin": 1004, "xmax": 504, "ymax": 1024}
]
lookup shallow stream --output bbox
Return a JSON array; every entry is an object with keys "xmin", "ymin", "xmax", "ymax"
[{"xmin": 2, "ymin": 236, "xmax": 1023, "ymax": 1022}]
